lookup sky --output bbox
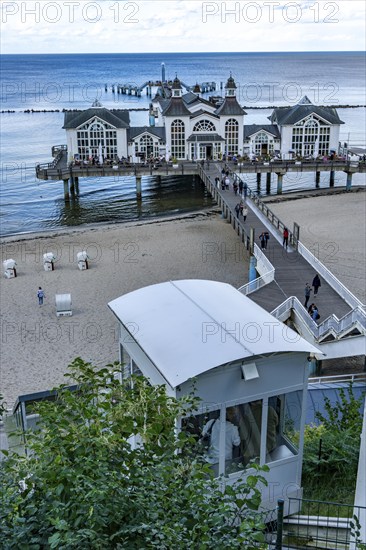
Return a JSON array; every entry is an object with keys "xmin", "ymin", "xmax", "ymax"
[{"xmin": 0, "ymin": 0, "xmax": 365, "ymax": 54}]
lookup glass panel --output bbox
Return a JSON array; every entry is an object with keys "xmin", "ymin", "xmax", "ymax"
[
  {"xmin": 120, "ymin": 345, "xmax": 131, "ymax": 380},
  {"xmin": 236, "ymin": 400, "xmax": 263, "ymax": 466},
  {"xmin": 224, "ymin": 406, "xmax": 243, "ymax": 474},
  {"xmin": 266, "ymin": 391, "xmax": 302, "ymax": 462},
  {"xmin": 181, "ymin": 408, "xmax": 221, "ymax": 476}
]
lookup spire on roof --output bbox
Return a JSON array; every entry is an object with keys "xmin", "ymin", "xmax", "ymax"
[
  {"xmin": 225, "ymin": 74, "xmax": 237, "ymax": 96},
  {"xmin": 298, "ymin": 96, "xmax": 312, "ymax": 105},
  {"xmin": 92, "ymin": 98, "xmax": 103, "ymax": 108}
]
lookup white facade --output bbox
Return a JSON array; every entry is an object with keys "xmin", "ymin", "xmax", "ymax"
[
  {"xmin": 63, "ymin": 90, "xmax": 344, "ymax": 163},
  {"xmin": 108, "ymin": 279, "xmax": 321, "ymax": 513}
]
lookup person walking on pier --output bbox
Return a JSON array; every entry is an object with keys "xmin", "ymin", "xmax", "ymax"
[
  {"xmin": 242, "ymin": 205, "xmax": 248, "ymax": 222},
  {"xmin": 264, "ymin": 231, "xmax": 270, "ymax": 249},
  {"xmin": 235, "ymin": 203, "xmax": 240, "ymax": 218},
  {"xmin": 304, "ymin": 283, "xmax": 312, "ymax": 308},
  {"xmin": 259, "ymin": 232, "xmax": 266, "ymax": 250},
  {"xmin": 312, "ymin": 274, "xmax": 321, "ymax": 295},
  {"xmin": 239, "ymin": 180, "xmax": 243, "ymax": 195},
  {"xmin": 283, "ymin": 227, "xmax": 289, "ymax": 249}
]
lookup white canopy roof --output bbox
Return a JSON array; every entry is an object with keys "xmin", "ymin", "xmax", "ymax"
[{"xmin": 108, "ymin": 280, "xmax": 319, "ymax": 388}]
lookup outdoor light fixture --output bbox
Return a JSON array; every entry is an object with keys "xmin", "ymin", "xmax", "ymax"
[{"xmin": 241, "ymin": 361, "xmax": 259, "ymax": 381}]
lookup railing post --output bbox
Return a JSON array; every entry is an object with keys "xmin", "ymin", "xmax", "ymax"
[{"xmin": 275, "ymin": 498, "xmax": 284, "ymax": 550}]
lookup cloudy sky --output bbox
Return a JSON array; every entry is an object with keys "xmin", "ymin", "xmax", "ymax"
[{"xmin": 1, "ymin": 0, "xmax": 365, "ymax": 54}]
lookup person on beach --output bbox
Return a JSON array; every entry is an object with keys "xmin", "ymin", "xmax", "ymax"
[
  {"xmin": 312, "ymin": 274, "xmax": 321, "ymax": 295},
  {"xmin": 304, "ymin": 283, "xmax": 312, "ymax": 308},
  {"xmin": 242, "ymin": 205, "xmax": 248, "ymax": 222},
  {"xmin": 283, "ymin": 227, "xmax": 289, "ymax": 249},
  {"xmin": 37, "ymin": 287, "xmax": 45, "ymax": 306}
]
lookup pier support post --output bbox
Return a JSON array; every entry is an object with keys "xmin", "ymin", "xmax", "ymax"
[
  {"xmin": 329, "ymin": 170, "xmax": 335, "ymax": 187},
  {"xmin": 266, "ymin": 172, "xmax": 271, "ymax": 194},
  {"xmin": 315, "ymin": 171, "xmax": 320, "ymax": 188},
  {"xmin": 346, "ymin": 172, "xmax": 353, "ymax": 191},
  {"xmin": 74, "ymin": 177, "xmax": 79, "ymax": 195},
  {"xmin": 69, "ymin": 177, "xmax": 75, "ymax": 196},
  {"xmin": 256, "ymin": 173, "xmax": 261, "ymax": 195},
  {"xmin": 136, "ymin": 176, "xmax": 142, "ymax": 200},
  {"xmin": 276, "ymin": 173, "xmax": 283, "ymax": 195},
  {"xmin": 63, "ymin": 179, "xmax": 70, "ymax": 200}
]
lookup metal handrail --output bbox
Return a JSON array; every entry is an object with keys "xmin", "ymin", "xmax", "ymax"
[
  {"xmin": 270, "ymin": 296, "xmax": 366, "ymax": 341},
  {"xmin": 309, "ymin": 373, "xmax": 366, "ymax": 384},
  {"xmin": 298, "ymin": 242, "xmax": 366, "ymax": 311}
]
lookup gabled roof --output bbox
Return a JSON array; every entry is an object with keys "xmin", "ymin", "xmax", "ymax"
[
  {"xmin": 181, "ymin": 92, "xmax": 215, "ymax": 109},
  {"xmin": 182, "ymin": 91, "xmax": 199, "ymax": 105},
  {"xmin": 127, "ymin": 126, "xmax": 166, "ymax": 141},
  {"xmin": 244, "ymin": 124, "xmax": 281, "ymax": 139},
  {"xmin": 108, "ymin": 279, "xmax": 320, "ymax": 389},
  {"xmin": 270, "ymin": 103, "xmax": 344, "ymax": 126},
  {"xmin": 190, "ymin": 109, "xmax": 220, "ymax": 120},
  {"xmin": 63, "ymin": 108, "xmax": 130, "ymax": 129},
  {"xmin": 215, "ymin": 97, "xmax": 247, "ymax": 116},
  {"xmin": 162, "ymin": 97, "xmax": 191, "ymax": 117}
]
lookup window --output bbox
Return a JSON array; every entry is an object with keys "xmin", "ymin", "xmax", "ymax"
[
  {"xmin": 254, "ymin": 131, "xmax": 274, "ymax": 156},
  {"xmin": 193, "ymin": 120, "xmax": 216, "ymax": 132},
  {"xmin": 137, "ymin": 134, "xmax": 158, "ymax": 158},
  {"xmin": 266, "ymin": 391, "xmax": 303, "ymax": 462},
  {"xmin": 171, "ymin": 119, "xmax": 185, "ymax": 159},
  {"xmin": 225, "ymin": 118, "xmax": 239, "ymax": 155},
  {"xmin": 291, "ymin": 116, "xmax": 330, "ymax": 157},
  {"xmin": 77, "ymin": 117, "xmax": 118, "ymax": 160},
  {"xmin": 181, "ymin": 392, "xmax": 303, "ymax": 477}
]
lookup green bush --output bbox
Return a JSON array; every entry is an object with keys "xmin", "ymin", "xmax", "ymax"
[
  {"xmin": 0, "ymin": 358, "xmax": 268, "ymax": 549},
  {"xmin": 302, "ymin": 384, "xmax": 364, "ymax": 503}
]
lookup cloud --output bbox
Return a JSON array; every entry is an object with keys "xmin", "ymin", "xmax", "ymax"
[{"xmin": 0, "ymin": 0, "xmax": 365, "ymax": 53}]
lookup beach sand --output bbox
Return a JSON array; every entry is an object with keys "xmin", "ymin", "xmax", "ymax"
[
  {"xmin": 1, "ymin": 190, "xmax": 365, "ymax": 408},
  {"xmin": 0, "ymin": 212, "xmax": 249, "ymax": 407}
]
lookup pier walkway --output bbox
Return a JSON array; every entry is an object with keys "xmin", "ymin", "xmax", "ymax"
[{"xmin": 198, "ymin": 163, "xmax": 366, "ymax": 360}]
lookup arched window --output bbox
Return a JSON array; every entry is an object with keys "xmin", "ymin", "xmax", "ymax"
[
  {"xmin": 225, "ymin": 118, "xmax": 239, "ymax": 155},
  {"xmin": 171, "ymin": 119, "xmax": 185, "ymax": 159},
  {"xmin": 292, "ymin": 116, "xmax": 329, "ymax": 157},
  {"xmin": 77, "ymin": 118, "xmax": 117, "ymax": 160},
  {"xmin": 138, "ymin": 135, "xmax": 154, "ymax": 157},
  {"xmin": 193, "ymin": 120, "xmax": 216, "ymax": 132},
  {"xmin": 254, "ymin": 131, "xmax": 274, "ymax": 155}
]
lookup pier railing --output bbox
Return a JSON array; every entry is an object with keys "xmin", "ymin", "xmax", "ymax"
[
  {"xmin": 297, "ymin": 242, "xmax": 366, "ymax": 311},
  {"xmin": 270, "ymin": 295, "xmax": 366, "ymax": 342},
  {"xmin": 236, "ymin": 179, "xmax": 365, "ymax": 311}
]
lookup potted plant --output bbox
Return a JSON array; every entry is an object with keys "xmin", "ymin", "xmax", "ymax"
[{"xmin": 172, "ymin": 156, "xmax": 178, "ymax": 168}]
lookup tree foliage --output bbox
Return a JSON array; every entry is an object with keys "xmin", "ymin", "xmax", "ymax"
[
  {"xmin": 302, "ymin": 383, "xmax": 365, "ymax": 503},
  {"xmin": 0, "ymin": 358, "xmax": 268, "ymax": 549}
]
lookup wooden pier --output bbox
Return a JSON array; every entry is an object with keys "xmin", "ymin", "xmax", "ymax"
[{"xmin": 36, "ymin": 146, "xmax": 366, "ymax": 201}]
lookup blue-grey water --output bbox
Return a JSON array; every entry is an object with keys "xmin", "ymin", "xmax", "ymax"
[{"xmin": 0, "ymin": 52, "xmax": 365, "ymax": 237}]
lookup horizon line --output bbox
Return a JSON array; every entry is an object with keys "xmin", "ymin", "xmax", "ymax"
[{"xmin": 1, "ymin": 50, "xmax": 364, "ymax": 56}]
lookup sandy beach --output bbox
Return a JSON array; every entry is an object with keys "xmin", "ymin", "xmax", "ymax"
[
  {"xmin": 1, "ymin": 190, "xmax": 365, "ymax": 408},
  {"xmin": 0, "ymin": 212, "xmax": 249, "ymax": 407}
]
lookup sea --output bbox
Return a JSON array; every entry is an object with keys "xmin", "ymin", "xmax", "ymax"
[{"xmin": 1, "ymin": 51, "xmax": 365, "ymax": 237}]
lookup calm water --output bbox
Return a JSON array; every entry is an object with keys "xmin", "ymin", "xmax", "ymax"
[{"xmin": 0, "ymin": 52, "xmax": 365, "ymax": 237}]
